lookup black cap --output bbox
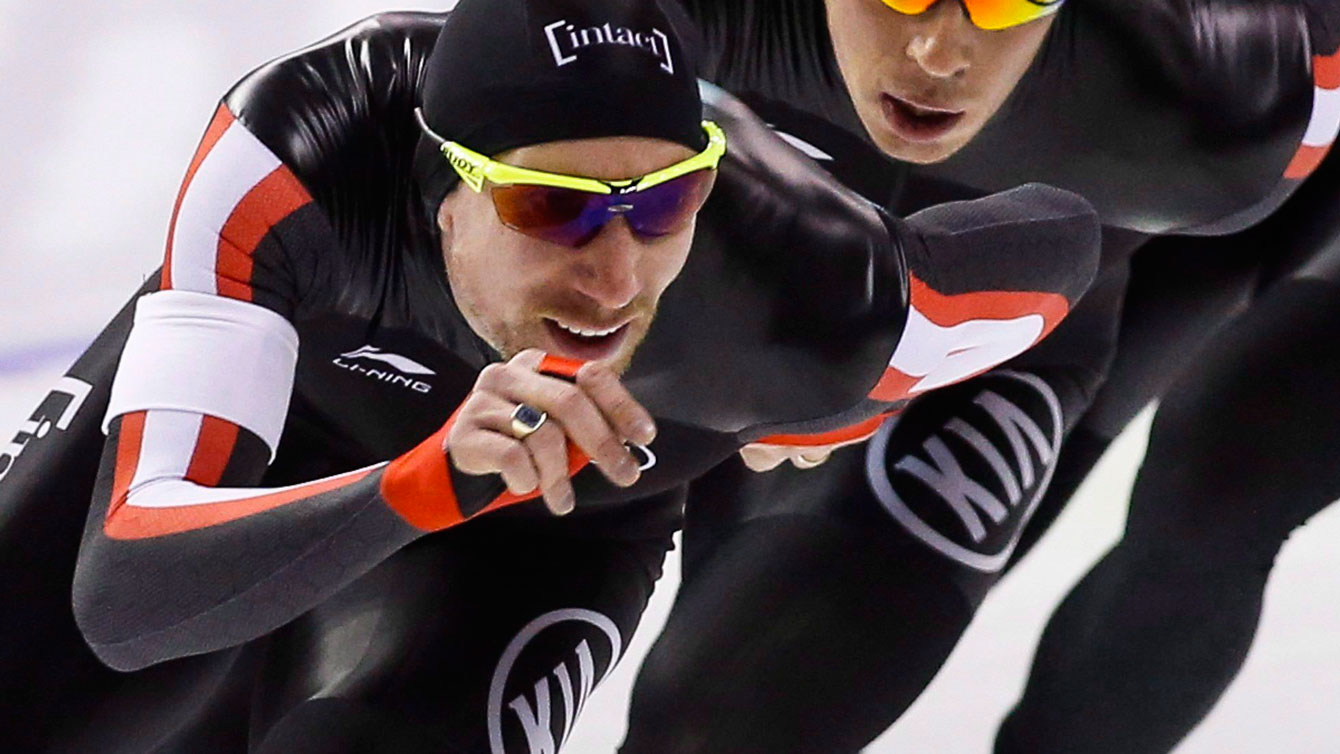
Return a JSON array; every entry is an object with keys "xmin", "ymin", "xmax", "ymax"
[{"xmin": 414, "ymin": 0, "xmax": 706, "ymax": 218}]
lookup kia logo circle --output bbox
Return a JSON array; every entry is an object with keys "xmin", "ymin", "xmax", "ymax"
[{"xmin": 487, "ymin": 609, "xmax": 623, "ymax": 754}]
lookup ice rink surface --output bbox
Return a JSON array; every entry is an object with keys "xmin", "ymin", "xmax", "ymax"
[{"xmin": 2, "ymin": 2, "xmax": 1338, "ymax": 751}]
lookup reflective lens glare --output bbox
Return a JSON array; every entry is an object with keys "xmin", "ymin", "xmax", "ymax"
[
  {"xmin": 623, "ymin": 169, "xmax": 716, "ymax": 237},
  {"xmin": 880, "ymin": 0, "xmax": 937, "ymax": 13},
  {"xmin": 880, "ymin": 0, "xmax": 1062, "ymax": 30},
  {"xmin": 490, "ymin": 184, "xmax": 598, "ymax": 247},
  {"xmin": 490, "ymin": 168, "xmax": 716, "ymax": 248}
]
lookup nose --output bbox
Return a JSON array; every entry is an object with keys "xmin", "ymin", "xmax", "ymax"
[
  {"xmin": 570, "ymin": 217, "xmax": 643, "ymax": 310},
  {"xmin": 906, "ymin": 2, "xmax": 973, "ymax": 79}
]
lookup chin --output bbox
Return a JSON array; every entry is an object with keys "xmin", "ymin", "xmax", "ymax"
[
  {"xmin": 603, "ymin": 338, "xmax": 645, "ymax": 376},
  {"xmin": 603, "ymin": 352, "xmax": 636, "ymax": 377},
  {"xmin": 872, "ymin": 128, "xmax": 965, "ymax": 165},
  {"xmin": 606, "ymin": 322, "xmax": 654, "ymax": 376},
  {"xmin": 888, "ymin": 143, "xmax": 955, "ymax": 165}
]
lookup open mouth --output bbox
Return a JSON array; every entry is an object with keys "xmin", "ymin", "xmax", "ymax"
[
  {"xmin": 542, "ymin": 318, "xmax": 632, "ymax": 362},
  {"xmin": 880, "ymin": 93, "xmax": 965, "ymax": 144}
]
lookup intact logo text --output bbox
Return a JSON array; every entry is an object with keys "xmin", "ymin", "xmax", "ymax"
[{"xmin": 543, "ymin": 19, "xmax": 674, "ymax": 74}]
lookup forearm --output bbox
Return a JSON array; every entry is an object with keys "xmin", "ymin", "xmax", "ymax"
[
  {"xmin": 73, "ymin": 453, "xmax": 416, "ymax": 671},
  {"xmin": 74, "ymin": 409, "xmax": 532, "ymax": 671}
]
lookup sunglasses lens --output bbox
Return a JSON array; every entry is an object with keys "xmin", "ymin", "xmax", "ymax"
[
  {"xmin": 880, "ymin": 0, "xmax": 1061, "ymax": 29},
  {"xmin": 488, "ymin": 169, "xmax": 715, "ymax": 248},
  {"xmin": 879, "ymin": 0, "xmax": 939, "ymax": 15},
  {"xmin": 964, "ymin": 0, "xmax": 1062, "ymax": 30},
  {"xmin": 490, "ymin": 185, "xmax": 606, "ymax": 247},
  {"xmin": 623, "ymin": 169, "xmax": 716, "ymax": 238}
]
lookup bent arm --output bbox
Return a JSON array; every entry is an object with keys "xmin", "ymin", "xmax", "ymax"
[
  {"xmin": 743, "ymin": 183, "xmax": 1101, "ymax": 446},
  {"xmin": 73, "ymin": 293, "xmax": 548, "ymax": 671},
  {"xmin": 72, "ymin": 103, "xmax": 553, "ymax": 672},
  {"xmin": 871, "ymin": 183, "xmax": 1101, "ymax": 404}
]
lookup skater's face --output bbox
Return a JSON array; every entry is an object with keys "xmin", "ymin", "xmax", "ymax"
[
  {"xmin": 825, "ymin": 0, "xmax": 1054, "ymax": 164},
  {"xmin": 438, "ymin": 136, "xmax": 704, "ymax": 374}
]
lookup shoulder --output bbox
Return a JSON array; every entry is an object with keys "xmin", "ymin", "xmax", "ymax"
[
  {"xmin": 221, "ymin": 12, "xmax": 446, "ymax": 176},
  {"xmin": 931, "ymin": 1, "xmax": 1329, "ymax": 234},
  {"xmin": 1085, "ymin": 0, "xmax": 1338, "ymax": 231},
  {"xmin": 182, "ymin": 12, "xmax": 457, "ymax": 331},
  {"xmin": 679, "ymin": 0, "xmax": 863, "ymax": 132}
]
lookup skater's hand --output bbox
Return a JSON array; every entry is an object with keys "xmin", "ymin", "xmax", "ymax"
[
  {"xmin": 738, "ymin": 431, "xmax": 877, "ymax": 472},
  {"xmin": 447, "ymin": 350, "xmax": 657, "ymax": 515}
]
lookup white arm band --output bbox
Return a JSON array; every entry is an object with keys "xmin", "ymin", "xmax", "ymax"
[{"xmin": 104, "ymin": 290, "xmax": 300, "ymax": 459}]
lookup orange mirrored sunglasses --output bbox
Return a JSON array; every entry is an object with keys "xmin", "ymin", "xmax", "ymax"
[{"xmin": 880, "ymin": 0, "xmax": 1063, "ymax": 30}]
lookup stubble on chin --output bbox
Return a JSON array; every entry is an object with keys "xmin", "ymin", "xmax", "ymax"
[
  {"xmin": 603, "ymin": 319, "xmax": 651, "ymax": 376},
  {"xmin": 485, "ymin": 321, "xmax": 533, "ymax": 364}
]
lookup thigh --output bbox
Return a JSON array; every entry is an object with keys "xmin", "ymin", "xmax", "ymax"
[
  {"xmin": 1078, "ymin": 231, "xmax": 1264, "ymax": 440},
  {"xmin": 1126, "ymin": 274, "xmax": 1340, "ymax": 555},
  {"xmin": 1125, "ymin": 143, "xmax": 1340, "ymax": 551},
  {"xmin": 625, "ymin": 359, "xmax": 1098, "ymax": 754},
  {"xmin": 628, "ymin": 449, "xmax": 978, "ymax": 754},
  {"xmin": 852, "ymin": 354, "xmax": 1113, "ymax": 605},
  {"xmin": 1007, "ymin": 242, "xmax": 1260, "ymax": 566},
  {"xmin": 0, "ymin": 281, "xmax": 153, "ymax": 749},
  {"xmin": 250, "ymin": 497, "xmax": 680, "ymax": 754},
  {"xmin": 1009, "ymin": 217, "xmax": 1272, "ymax": 568},
  {"xmin": 620, "ymin": 303, "xmax": 1126, "ymax": 752}
]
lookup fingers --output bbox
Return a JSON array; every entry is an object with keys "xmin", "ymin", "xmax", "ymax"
[
  {"xmin": 576, "ymin": 361, "xmax": 657, "ymax": 446},
  {"xmin": 738, "ymin": 443, "xmax": 837, "ymax": 472},
  {"xmin": 476, "ymin": 361, "xmax": 642, "ymax": 488},
  {"xmin": 450, "ymin": 429, "xmax": 541, "ymax": 495},
  {"xmin": 447, "ymin": 392, "xmax": 574, "ymax": 514},
  {"xmin": 508, "ymin": 348, "xmax": 548, "ymax": 373},
  {"xmin": 447, "ymin": 393, "xmax": 542, "ymax": 495},
  {"xmin": 522, "ymin": 422, "xmax": 576, "ymax": 515},
  {"xmin": 790, "ymin": 450, "xmax": 831, "ymax": 469},
  {"xmin": 739, "ymin": 444, "xmax": 790, "ymax": 472},
  {"xmin": 447, "ymin": 350, "xmax": 652, "ymax": 519}
]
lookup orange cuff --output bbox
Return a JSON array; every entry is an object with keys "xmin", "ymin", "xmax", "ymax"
[
  {"xmin": 380, "ymin": 407, "xmax": 466, "ymax": 531},
  {"xmin": 380, "ymin": 402, "xmax": 595, "ymax": 530}
]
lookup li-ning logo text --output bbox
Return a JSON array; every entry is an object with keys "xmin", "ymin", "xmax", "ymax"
[
  {"xmin": 543, "ymin": 19, "xmax": 674, "ymax": 74},
  {"xmin": 332, "ymin": 346, "xmax": 434, "ymax": 394}
]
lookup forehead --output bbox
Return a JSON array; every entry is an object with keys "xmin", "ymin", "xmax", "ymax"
[{"xmin": 498, "ymin": 136, "xmax": 697, "ymax": 181}]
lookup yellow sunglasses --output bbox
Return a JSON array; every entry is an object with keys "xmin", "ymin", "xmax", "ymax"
[
  {"xmin": 416, "ymin": 109, "xmax": 726, "ymax": 247},
  {"xmin": 880, "ymin": 0, "xmax": 1063, "ymax": 31}
]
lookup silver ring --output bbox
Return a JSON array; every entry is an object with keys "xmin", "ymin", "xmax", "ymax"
[{"xmin": 509, "ymin": 403, "xmax": 548, "ymax": 440}]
